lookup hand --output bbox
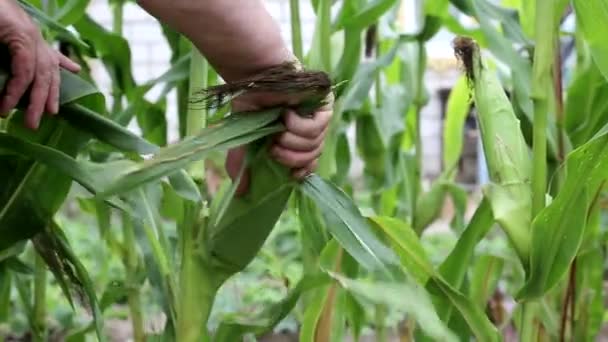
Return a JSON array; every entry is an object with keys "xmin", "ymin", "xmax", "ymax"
[
  {"xmin": 225, "ymin": 91, "xmax": 333, "ymax": 195},
  {"xmin": 0, "ymin": 0, "xmax": 81, "ymax": 129}
]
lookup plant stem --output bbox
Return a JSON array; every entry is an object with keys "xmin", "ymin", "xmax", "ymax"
[
  {"xmin": 0, "ymin": 265, "xmax": 11, "ymax": 321},
  {"xmin": 520, "ymin": 301, "xmax": 542, "ymax": 342},
  {"xmin": 176, "ymin": 44, "xmax": 215, "ymax": 342},
  {"xmin": 569, "ymin": 259, "xmax": 577, "ymax": 338},
  {"xmin": 122, "ymin": 214, "xmax": 145, "ymax": 342},
  {"xmin": 111, "ymin": 1, "xmax": 125, "ymax": 113},
  {"xmin": 531, "ymin": 98, "xmax": 548, "ymax": 215},
  {"xmin": 187, "ymin": 49, "xmax": 208, "ymax": 136},
  {"xmin": 320, "ymin": 0, "xmax": 332, "ymax": 72},
  {"xmin": 524, "ymin": 0, "xmax": 558, "ymax": 339},
  {"xmin": 374, "ymin": 25, "xmax": 382, "ymax": 107},
  {"xmin": 33, "ymin": 253, "xmax": 46, "ymax": 342},
  {"xmin": 375, "ymin": 304, "xmax": 388, "ymax": 342},
  {"xmin": 531, "ymin": 0, "xmax": 558, "ymax": 216},
  {"xmin": 186, "ymin": 48, "xmax": 208, "ymax": 177},
  {"xmin": 412, "ymin": 43, "xmax": 426, "ymax": 229},
  {"xmin": 315, "ymin": 248, "xmax": 343, "ymax": 342},
  {"xmin": 553, "ymin": 40, "xmax": 565, "ymax": 163},
  {"xmin": 176, "ymin": 205, "xmax": 216, "ymax": 342},
  {"xmin": 559, "ymin": 258, "xmax": 576, "ymax": 342},
  {"xmin": 289, "ymin": 0, "xmax": 304, "ymax": 61}
]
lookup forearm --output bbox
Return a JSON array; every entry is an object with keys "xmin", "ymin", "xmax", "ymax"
[{"xmin": 137, "ymin": 0, "xmax": 294, "ymax": 81}]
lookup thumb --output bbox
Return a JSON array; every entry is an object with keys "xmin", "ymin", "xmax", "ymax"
[{"xmin": 225, "ymin": 146, "xmax": 250, "ymax": 196}]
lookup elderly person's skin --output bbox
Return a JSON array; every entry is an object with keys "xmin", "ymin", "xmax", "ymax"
[
  {"xmin": 0, "ymin": 0, "xmax": 332, "ymax": 193},
  {"xmin": 0, "ymin": 0, "xmax": 81, "ymax": 129}
]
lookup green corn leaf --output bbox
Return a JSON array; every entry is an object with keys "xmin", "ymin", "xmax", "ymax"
[
  {"xmin": 369, "ymin": 216, "xmax": 433, "ymax": 284},
  {"xmin": 356, "ymin": 113, "xmax": 395, "ymax": 189},
  {"xmin": 33, "ymin": 223, "xmax": 105, "ymax": 342},
  {"xmin": 0, "ymin": 62, "xmax": 157, "ymax": 155},
  {"xmin": 334, "ymin": 129, "xmax": 352, "ymax": 185},
  {"xmin": 65, "ymin": 325, "xmax": 95, "ymax": 342},
  {"xmin": 377, "ymin": 85, "xmax": 409, "ymax": 147},
  {"xmin": 341, "ymin": 42, "xmax": 400, "ymax": 111},
  {"xmin": 300, "ymin": 284, "xmax": 331, "ymax": 342},
  {"xmin": 301, "ymin": 175, "xmax": 399, "ymax": 276},
  {"xmin": 298, "ymin": 239, "xmax": 342, "ymax": 342},
  {"xmin": 446, "ymin": 183, "xmax": 468, "ymax": 231},
  {"xmin": 332, "ymin": 2, "xmax": 363, "ymax": 88},
  {"xmin": 213, "ymin": 274, "xmax": 330, "ymax": 341},
  {"xmin": 4, "ymin": 257, "xmax": 33, "ymax": 275},
  {"xmin": 438, "ymin": 199, "xmax": 494, "ymax": 287},
  {"xmin": 97, "ymin": 110, "xmax": 283, "ymax": 197},
  {"xmin": 116, "ymin": 53, "xmax": 190, "ymax": 127},
  {"xmin": 0, "ymin": 110, "xmax": 282, "ymax": 210},
  {"xmin": 420, "ymin": 0, "xmax": 449, "ymax": 41},
  {"xmin": 414, "ymin": 181, "xmax": 448, "ymax": 233},
  {"xmin": 518, "ymin": 133, "xmax": 608, "ymax": 299},
  {"xmin": 0, "ymin": 242, "xmax": 27, "ymax": 263},
  {"xmin": 131, "ymin": 217, "xmax": 177, "ymax": 327},
  {"xmin": 344, "ymin": 290, "xmax": 366, "ymax": 340},
  {"xmin": 60, "ymin": 102, "xmax": 158, "ymax": 154},
  {"xmin": 307, "ymin": 0, "xmax": 333, "ymax": 72},
  {"xmin": 0, "ymin": 265, "xmax": 11, "ymax": 321},
  {"xmin": 207, "ymin": 147, "xmax": 293, "ymax": 274},
  {"xmin": 54, "ymin": 0, "xmax": 91, "ymax": 26},
  {"xmin": 426, "ymin": 278, "xmax": 500, "ymax": 342},
  {"xmin": 328, "ymin": 272, "xmax": 458, "ymax": 342},
  {"xmin": 136, "ymin": 99, "xmax": 168, "ymax": 146},
  {"xmin": 574, "ymin": 202, "xmax": 603, "ymax": 341},
  {"xmin": 574, "ymin": 248, "xmax": 604, "ymax": 341},
  {"xmin": 99, "ymin": 280, "xmax": 129, "ymax": 312},
  {"xmin": 14, "ymin": 274, "xmax": 34, "ymax": 326},
  {"xmin": 573, "ymin": 0, "xmax": 608, "ymax": 82},
  {"xmin": 467, "ymin": 0, "xmax": 562, "ymax": 160},
  {"xmin": 335, "ymin": 0, "xmax": 398, "ymax": 30},
  {"xmin": 565, "ymin": 60, "xmax": 608, "ymax": 147},
  {"xmin": 159, "ymin": 182, "xmax": 185, "ymax": 222},
  {"xmin": 16, "ymin": 0, "xmax": 89, "ymax": 50},
  {"xmin": 73, "ymin": 15, "xmax": 136, "ymax": 97},
  {"xmin": 370, "ymin": 213, "xmax": 499, "ymax": 341},
  {"xmin": 443, "ymin": 76, "xmax": 471, "ymax": 171},
  {"xmin": 469, "ymin": 255, "xmax": 504, "ymax": 308},
  {"xmin": 167, "ymin": 170, "xmax": 201, "ymax": 203},
  {"xmin": 0, "ymin": 113, "xmax": 89, "ymax": 250},
  {"xmin": 432, "ymin": 199, "xmax": 493, "ymax": 322},
  {"xmin": 297, "ymin": 190, "xmax": 330, "ymax": 266},
  {"xmin": 449, "ymin": 0, "xmax": 473, "ymax": 13}
]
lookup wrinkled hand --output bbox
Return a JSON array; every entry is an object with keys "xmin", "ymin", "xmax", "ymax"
[
  {"xmin": 0, "ymin": 0, "xmax": 81, "ymax": 129},
  {"xmin": 225, "ymin": 91, "xmax": 333, "ymax": 195}
]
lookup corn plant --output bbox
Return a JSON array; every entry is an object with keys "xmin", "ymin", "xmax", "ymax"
[{"xmin": 2, "ymin": 0, "xmax": 608, "ymax": 341}]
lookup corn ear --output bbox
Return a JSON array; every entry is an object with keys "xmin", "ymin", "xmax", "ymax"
[
  {"xmin": 204, "ymin": 64, "xmax": 332, "ymax": 277},
  {"xmin": 206, "ymin": 142, "xmax": 294, "ymax": 275},
  {"xmin": 454, "ymin": 37, "xmax": 532, "ymax": 264}
]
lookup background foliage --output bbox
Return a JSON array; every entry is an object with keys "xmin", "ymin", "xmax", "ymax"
[{"xmin": 0, "ymin": 0, "xmax": 607, "ymax": 341}]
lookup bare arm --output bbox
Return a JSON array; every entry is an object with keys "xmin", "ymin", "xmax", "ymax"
[{"xmin": 136, "ymin": 0, "xmax": 294, "ymax": 81}]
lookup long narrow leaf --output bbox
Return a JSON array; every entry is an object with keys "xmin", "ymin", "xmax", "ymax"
[
  {"xmin": 518, "ymin": 133, "xmax": 608, "ymax": 299},
  {"xmin": 370, "ymin": 214, "xmax": 500, "ymax": 341},
  {"xmin": 573, "ymin": 0, "xmax": 608, "ymax": 82},
  {"xmin": 301, "ymin": 175, "xmax": 399, "ymax": 276}
]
